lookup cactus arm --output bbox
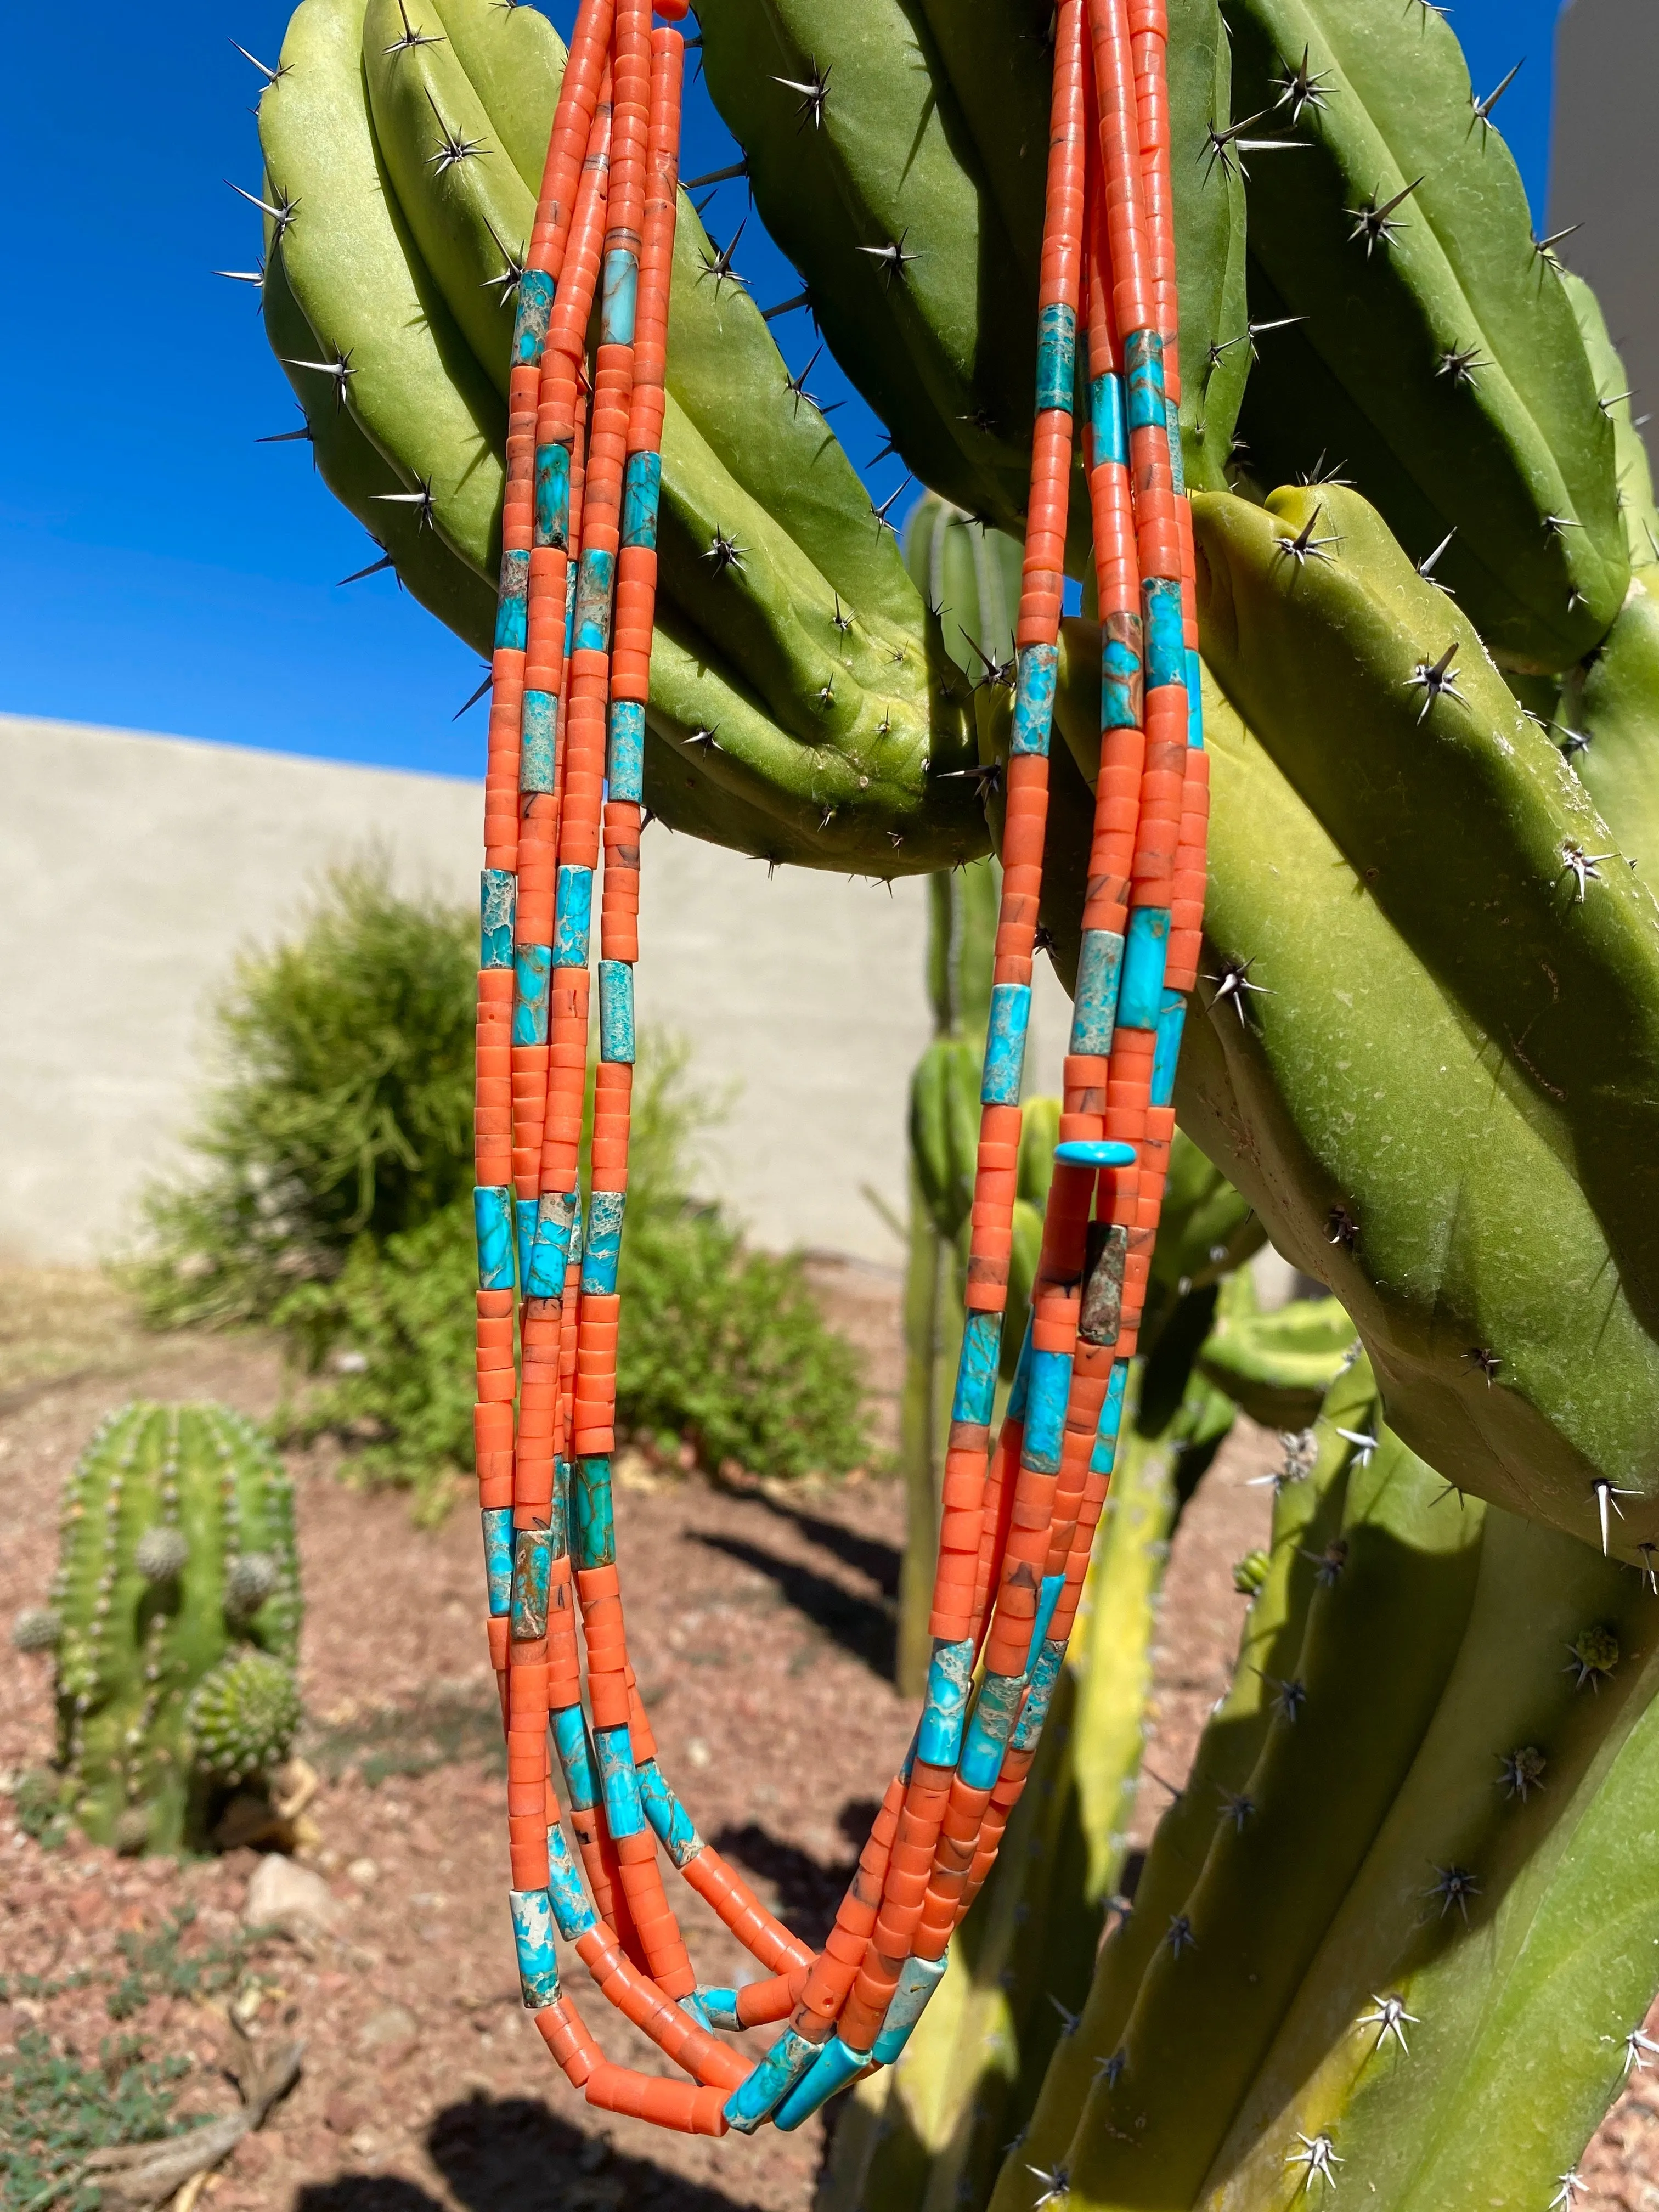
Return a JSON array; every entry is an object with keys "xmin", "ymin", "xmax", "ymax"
[
  {"xmin": 1195, "ymin": 484, "xmax": 1659, "ymax": 1342},
  {"xmin": 696, "ymin": 0, "xmax": 1037, "ymax": 542},
  {"xmin": 1188, "ymin": 673, "xmax": 1659, "ymax": 1540},
  {"xmin": 263, "ymin": 0, "xmax": 990, "ymax": 871},
  {"xmin": 1195, "ymin": 1511, "xmax": 1658, "ymax": 2212},
  {"xmin": 699, "ymin": 0, "xmax": 1247, "ymax": 527},
  {"xmin": 423, "ymin": 0, "xmax": 566, "ymax": 200},
  {"xmin": 1036, "ymin": 594, "xmax": 1659, "ymax": 1544},
  {"xmin": 1197, "ymin": 1282, "xmax": 1359, "ymax": 1432},
  {"xmin": 1059, "ymin": 1431, "xmax": 1486, "ymax": 2211},
  {"xmin": 260, "ymin": 0, "xmax": 507, "ymax": 580},
  {"xmin": 1219, "ymin": 0, "xmax": 1627, "ymax": 669},
  {"xmin": 261, "ymin": 238, "xmax": 499, "ymax": 656}
]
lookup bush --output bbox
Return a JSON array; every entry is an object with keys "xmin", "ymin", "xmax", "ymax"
[
  {"xmin": 124, "ymin": 867, "xmax": 872, "ymax": 1499},
  {"xmin": 122, "ymin": 861, "xmax": 474, "ymax": 1328},
  {"xmin": 280, "ymin": 1041, "xmax": 871, "ymax": 1507}
]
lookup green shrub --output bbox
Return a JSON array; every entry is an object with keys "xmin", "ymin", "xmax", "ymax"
[
  {"xmin": 613, "ymin": 1207, "xmax": 869, "ymax": 1480},
  {"xmin": 122, "ymin": 861, "xmax": 474, "ymax": 1328},
  {"xmin": 124, "ymin": 868, "xmax": 871, "ymax": 1499},
  {"xmin": 279, "ymin": 1040, "xmax": 871, "ymax": 1505}
]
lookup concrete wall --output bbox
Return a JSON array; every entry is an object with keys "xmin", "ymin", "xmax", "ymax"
[
  {"xmin": 0, "ymin": 713, "xmax": 1068, "ymax": 1267},
  {"xmin": 1553, "ymin": 0, "xmax": 1659, "ymax": 473}
]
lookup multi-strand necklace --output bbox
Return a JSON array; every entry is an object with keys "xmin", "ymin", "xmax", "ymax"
[{"xmin": 469, "ymin": 0, "xmax": 1208, "ymax": 2138}]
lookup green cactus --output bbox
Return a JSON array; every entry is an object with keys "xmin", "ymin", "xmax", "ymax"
[
  {"xmin": 998, "ymin": 1355, "xmax": 1370, "ymax": 2209},
  {"xmin": 696, "ymin": 0, "xmax": 1249, "ymax": 512},
  {"xmin": 257, "ymin": 0, "xmax": 987, "ymax": 877},
  {"xmin": 834, "ymin": 1314, "xmax": 1244, "ymax": 2212},
  {"xmin": 973, "ymin": 1388, "xmax": 1659, "ymax": 2212},
  {"xmin": 1221, "ymin": 0, "xmax": 1627, "ymax": 672},
  {"xmin": 1196, "ymin": 1274, "xmax": 1358, "ymax": 1432},
  {"xmin": 25, "ymin": 1401, "xmax": 302, "ymax": 1853},
  {"xmin": 249, "ymin": 1, "xmax": 1659, "ymax": 1561},
  {"xmin": 1180, "ymin": 483, "xmax": 1659, "ymax": 1543}
]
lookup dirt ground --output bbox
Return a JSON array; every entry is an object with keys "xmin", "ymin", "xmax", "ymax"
[{"xmin": 2, "ymin": 1265, "xmax": 1656, "ymax": 2211}]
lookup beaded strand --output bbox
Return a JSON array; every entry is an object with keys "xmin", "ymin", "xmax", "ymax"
[{"xmin": 467, "ymin": 0, "xmax": 1210, "ymax": 2141}]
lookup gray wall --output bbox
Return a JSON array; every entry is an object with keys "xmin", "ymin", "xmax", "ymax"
[
  {"xmin": 1553, "ymin": 0, "xmax": 1659, "ymax": 472},
  {"xmin": 0, "ymin": 714, "xmax": 1068, "ymax": 1268}
]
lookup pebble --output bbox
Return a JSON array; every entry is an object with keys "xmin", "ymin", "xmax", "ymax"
[{"xmin": 244, "ymin": 1853, "xmax": 338, "ymax": 1934}]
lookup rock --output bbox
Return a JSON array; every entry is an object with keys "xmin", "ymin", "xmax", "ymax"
[
  {"xmin": 356, "ymin": 2001, "xmax": 419, "ymax": 2063},
  {"xmin": 244, "ymin": 1853, "xmax": 338, "ymax": 1935},
  {"xmin": 346, "ymin": 1857, "xmax": 380, "ymax": 1889}
]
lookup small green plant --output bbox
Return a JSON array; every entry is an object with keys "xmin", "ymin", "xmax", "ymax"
[
  {"xmin": 10, "ymin": 1770, "xmax": 71, "ymax": 1852},
  {"xmin": 0, "ymin": 2032, "xmax": 197, "ymax": 2212},
  {"xmin": 123, "ymin": 861, "xmax": 475, "ymax": 1329},
  {"xmin": 614, "ymin": 1204, "xmax": 868, "ymax": 1479},
  {"xmin": 104, "ymin": 1908, "xmax": 257, "ymax": 2024},
  {"xmin": 20, "ymin": 1401, "xmax": 302, "ymax": 1853}
]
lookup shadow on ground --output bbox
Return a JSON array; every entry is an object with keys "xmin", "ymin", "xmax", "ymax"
[
  {"xmin": 690, "ymin": 1531, "xmax": 897, "ymax": 1679},
  {"xmin": 295, "ymin": 2091, "xmax": 772, "ymax": 2211}
]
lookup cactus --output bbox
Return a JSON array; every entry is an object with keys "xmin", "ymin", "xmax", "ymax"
[
  {"xmin": 1195, "ymin": 1274, "xmax": 1357, "ymax": 1432},
  {"xmin": 27, "ymin": 1401, "xmax": 302, "ymax": 1853},
  {"xmin": 842, "ymin": 1256, "xmax": 1367, "ymax": 2212},
  {"xmin": 1220, "ymin": 0, "xmax": 1627, "ymax": 672},
  {"xmin": 257, "ymin": 0, "xmax": 988, "ymax": 877},
  {"xmin": 697, "ymin": 0, "xmax": 1249, "ymax": 515},
  {"xmin": 247, "ymin": 1, "xmax": 1659, "ymax": 1558},
  {"xmin": 1179, "ymin": 483, "xmax": 1659, "ymax": 1545},
  {"xmin": 992, "ymin": 1431, "xmax": 1659, "ymax": 2212}
]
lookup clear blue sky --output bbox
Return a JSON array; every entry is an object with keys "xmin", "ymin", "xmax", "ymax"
[{"xmin": 0, "ymin": 1, "xmax": 1562, "ymax": 778}]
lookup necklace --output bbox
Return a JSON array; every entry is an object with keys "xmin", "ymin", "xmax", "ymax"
[{"xmin": 470, "ymin": 0, "xmax": 1208, "ymax": 2138}]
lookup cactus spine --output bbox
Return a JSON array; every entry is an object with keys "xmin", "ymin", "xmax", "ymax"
[{"xmin": 33, "ymin": 1401, "xmax": 302, "ymax": 1852}]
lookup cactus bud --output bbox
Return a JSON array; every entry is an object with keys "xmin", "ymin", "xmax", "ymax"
[
  {"xmin": 225, "ymin": 1551, "xmax": 281, "ymax": 1620},
  {"xmin": 134, "ymin": 1527, "xmax": 190, "ymax": 1583},
  {"xmin": 12, "ymin": 1607, "xmax": 63, "ymax": 1652}
]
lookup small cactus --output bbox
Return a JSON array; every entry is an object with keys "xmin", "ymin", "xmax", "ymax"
[
  {"xmin": 38, "ymin": 1401, "xmax": 302, "ymax": 1852},
  {"xmin": 185, "ymin": 1649, "xmax": 303, "ymax": 1784}
]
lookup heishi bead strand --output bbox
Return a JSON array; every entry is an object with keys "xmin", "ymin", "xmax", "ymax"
[
  {"xmin": 715, "ymin": 0, "xmax": 1106, "ymax": 2138},
  {"xmin": 475, "ymin": 2, "xmax": 733, "ymax": 2138}
]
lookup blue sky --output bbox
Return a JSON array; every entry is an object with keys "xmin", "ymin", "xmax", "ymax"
[{"xmin": 0, "ymin": 1, "xmax": 1562, "ymax": 777}]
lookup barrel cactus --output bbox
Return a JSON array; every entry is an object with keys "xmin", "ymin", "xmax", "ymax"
[
  {"xmin": 19, "ymin": 1401, "xmax": 303, "ymax": 1852},
  {"xmin": 229, "ymin": 0, "xmax": 1659, "ymax": 2193}
]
